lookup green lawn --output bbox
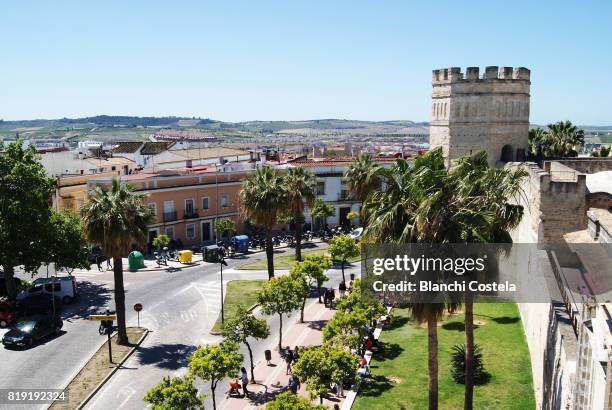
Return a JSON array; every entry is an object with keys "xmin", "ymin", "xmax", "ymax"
[
  {"xmin": 353, "ymin": 303, "xmax": 535, "ymax": 410},
  {"xmin": 211, "ymin": 280, "xmax": 266, "ymax": 333},
  {"xmin": 238, "ymin": 248, "xmax": 361, "ymax": 270}
]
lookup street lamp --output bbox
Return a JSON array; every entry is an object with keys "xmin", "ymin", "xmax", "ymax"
[{"xmin": 218, "ymin": 246, "xmax": 228, "ymax": 324}]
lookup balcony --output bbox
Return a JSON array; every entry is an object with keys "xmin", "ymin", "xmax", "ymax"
[
  {"xmin": 163, "ymin": 211, "xmax": 177, "ymax": 222},
  {"xmin": 184, "ymin": 209, "xmax": 199, "ymax": 220}
]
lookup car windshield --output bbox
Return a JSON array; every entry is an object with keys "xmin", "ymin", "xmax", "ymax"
[{"xmin": 16, "ymin": 320, "xmax": 36, "ymax": 332}]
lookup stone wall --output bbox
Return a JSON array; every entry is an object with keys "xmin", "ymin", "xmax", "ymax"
[
  {"xmin": 549, "ymin": 158, "xmax": 612, "ymax": 174},
  {"xmin": 508, "ymin": 162, "xmax": 587, "ymax": 244},
  {"xmin": 430, "ymin": 66, "xmax": 530, "ymax": 166}
]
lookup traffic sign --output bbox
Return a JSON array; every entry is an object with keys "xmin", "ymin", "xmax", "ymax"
[
  {"xmin": 88, "ymin": 314, "xmax": 117, "ymax": 321},
  {"xmin": 134, "ymin": 303, "xmax": 143, "ymax": 312}
]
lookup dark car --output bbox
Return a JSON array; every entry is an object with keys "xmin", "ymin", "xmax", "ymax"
[
  {"xmin": 2, "ymin": 315, "xmax": 63, "ymax": 348},
  {"xmin": 16, "ymin": 294, "xmax": 62, "ymax": 316}
]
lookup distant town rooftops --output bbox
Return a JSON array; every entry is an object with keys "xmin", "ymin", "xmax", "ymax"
[
  {"xmin": 288, "ymin": 154, "xmax": 400, "ymax": 167},
  {"xmin": 153, "ymin": 129, "xmax": 218, "ymax": 141},
  {"xmin": 112, "ymin": 141, "xmax": 142, "ymax": 153},
  {"xmin": 140, "ymin": 141, "xmax": 175, "ymax": 155},
  {"xmin": 171, "ymin": 147, "xmax": 250, "ymax": 160}
]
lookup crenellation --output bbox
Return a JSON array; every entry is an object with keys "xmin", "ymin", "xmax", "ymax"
[
  {"xmin": 484, "ymin": 66, "xmax": 499, "ymax": 79},
  {"xmin": 500, "ymin": 66, "xmax": 514, "ymax": 79},
  {"xmin": 513, "ymin": 67, "xmax": 530, "ymax": 80},
  {"xmin": 431, "ymin": 66, "xmax": 531, "ymax": 84}
]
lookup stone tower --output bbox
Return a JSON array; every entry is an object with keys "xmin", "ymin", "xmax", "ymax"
[{"xmin": 429, "ymin": 66, "xmax": 531, "ymax": 166}]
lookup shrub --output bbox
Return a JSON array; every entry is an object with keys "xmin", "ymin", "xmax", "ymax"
[{"xmin": 450, "ymin": 344, "xmax": 490, "ymax": 385}]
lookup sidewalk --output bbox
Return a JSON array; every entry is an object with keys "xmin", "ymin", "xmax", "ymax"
[{"xmin": 223, "ymin": 299, "xmax": 345, "ymax": 409}]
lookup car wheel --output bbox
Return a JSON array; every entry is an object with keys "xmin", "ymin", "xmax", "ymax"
[{"xmin": 62, "ymin": 296, "xmax": 72, "ymax": 305}]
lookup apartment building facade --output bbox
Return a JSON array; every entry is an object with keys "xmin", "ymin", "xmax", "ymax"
[
  {"xmin": 87, "ymin": 168, "xmax": 247, "ymax": 249},
  {"xmin": 286, "ymin": 157, "xmax": 396, "ymax": 229}
]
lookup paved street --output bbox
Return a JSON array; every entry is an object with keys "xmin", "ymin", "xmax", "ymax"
[{"xmin": 0, "ymin": 242, "xmax": 353, "ymax": 410}]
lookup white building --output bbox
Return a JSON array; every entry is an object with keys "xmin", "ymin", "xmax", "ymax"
[{"xmin": 286, "ymin": 157, "xmax": 396, "ymax": 229}]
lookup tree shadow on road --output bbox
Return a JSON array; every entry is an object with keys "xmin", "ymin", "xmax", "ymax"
[
  {"xmin": 134, "ymin": 343, "xmax": 196, "ymax": 370},
  {"xmin": 62, "ymin": 281, "xmax": 113, "ymax": 321}
]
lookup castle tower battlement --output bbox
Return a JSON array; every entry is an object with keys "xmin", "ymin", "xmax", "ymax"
[
  {"xmin": 429, "ymin": 66, "xmax": 531, "ymax": 166},
  {"xmin": 432, "ymin": 66, "xmax": 530, "ymax": 84}
]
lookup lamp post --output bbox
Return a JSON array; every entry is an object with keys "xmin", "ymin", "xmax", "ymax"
[{"xmin": 218, "ymin": 246, "xmax": 228, "ymax": 324}]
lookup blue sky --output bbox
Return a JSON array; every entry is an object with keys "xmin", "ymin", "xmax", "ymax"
[{"xmin": 1, "ymin": 1, "xmax": 611, "ymax": 124}]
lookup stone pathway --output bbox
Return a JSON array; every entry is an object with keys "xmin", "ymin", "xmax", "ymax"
[{"xmin": 222, "ymin": 298, "xmax": 346, "ymax": 409}]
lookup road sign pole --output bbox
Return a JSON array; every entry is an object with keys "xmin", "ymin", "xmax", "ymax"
[
  {"xmin": 133, "ymin": 304, "xmax": 143, "ymax": 328},
  {"xmin": 220, "ymin": 262, "xmax": 224, "ymax": 324},
  {"xmin": 108, "ymin": 329, "xmax": 112, "ymax": 363}
]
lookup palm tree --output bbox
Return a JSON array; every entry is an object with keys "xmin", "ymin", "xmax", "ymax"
[
  {"xmin": 527, "ymin": 128, "xmax": 547, "ymax": 158},
  {"xmin": 240, "ymin": 166, "xmax": 287, "ymax": 279},
  {"xmin": 283, "ymin": 167, "xmax": 317, "ymax": 261},
  {"xmin": 446, "ymin": 152, "xmax": 526, "ymax": 409},
  {"xmin": 545, "ymin": 120, "xmax": 584, "ymax": 157},
  {"xmin": 364, "ymin": 148, "xmax": 457, "ymax": 410},
  {"xmin": 364, "ymin": 148, "xmax": 527, "ymax": 409},
  {"xmin": 344, "ymin": 154, "xmax": 380, "ymax": 225},
  {"xmin": 81, "ymin": 179, "xmax": 153, "ymax": 345},
  {"xmin": 529, "ymin": 121, "xmax": 585, "ymax": 158}
]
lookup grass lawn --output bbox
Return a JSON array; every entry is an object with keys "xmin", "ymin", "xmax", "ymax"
[
  {"xmin": 353, "ymin": 303, "xmax": 535, "ymax": 410},
  {"xmin": 211, "ymin": 280, "xmax": 266, "ymax": 333},
  {"xmin": 238, "ymin": 248, "xmax": 361, "ymax": 270}
]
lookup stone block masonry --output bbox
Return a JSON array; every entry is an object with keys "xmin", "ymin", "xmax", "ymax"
[{"xmin": 430, "ymin": 66, "xmax": 530, "ymax": 166}]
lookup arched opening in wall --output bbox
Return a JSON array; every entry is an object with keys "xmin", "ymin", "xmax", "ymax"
[{"xmin": 500, "ymin": 145, "xmax": 514, "ymax": 162}]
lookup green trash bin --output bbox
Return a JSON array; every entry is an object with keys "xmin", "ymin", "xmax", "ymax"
[{"xmin": 128, "ymin": 250, "xmax": 145, "ymax": 271}]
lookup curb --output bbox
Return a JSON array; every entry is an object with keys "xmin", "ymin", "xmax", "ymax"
[
  {"xmin": 49, "ymin": 328, "xmax": 150, "ymax": 410},
  {"xmin": 76, "ymin": 328, "xmax": 150, "ymax": 409}
]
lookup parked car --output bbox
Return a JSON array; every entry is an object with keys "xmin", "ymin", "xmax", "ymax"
[
  {"xmin": 16, "ymin": 294, "xmax": 62, "ymax": 316},
  {"xmin": 2, "ymin": 314, "xmax": 63, "ymax": 348},
  {"xmin": 0, "ymin": 300, "xmax": 18, "ymax": 328},
  {"xmin": 20, "ymin": 276, "xmax": 78, "ymax": 304}
]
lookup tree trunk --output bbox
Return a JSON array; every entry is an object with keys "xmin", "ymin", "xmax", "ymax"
[
  {"xmin": 295, "ymin": 221, "xmax": 303, "ymax": 261},
  {"xmin": 428, "ymin": 315, "xmax": 439, "ymax": 410},
  {"xmin": 317, "ymin": 284, "xmax": 322, "ymax": 303},
  {"xmin": 265, "ymin": 227, "xmax": 274, "ymax": 279},
  {"xmin": 300, "ymin": 296, "xmax": 306, "ymax": 323},
  {"xmin": 278, "ymin": 313, "xmax": 283, "ymax": 351},
  {"xmin": 464, "ymin": 296, "xmax": 474, "ymax": 410},
  {"xmin": 3, "ymin": 265, "xmax": 17, "ymax": 301},
  {"xmin": 211, "ymin": 383, "xmax": 217, "ymax": 410},
  {"xmin": 341, "ymin": 260, "xmax": 346, "ymax": 283},
  {"xmin": 246, "ymin": 341, "xmax": 255, "ymax": 383},
  {"xmin": 113, "ymin": 256, "xmax": 129, "ymax": 345}
]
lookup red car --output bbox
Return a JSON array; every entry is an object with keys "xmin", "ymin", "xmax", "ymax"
[{"xmin": 0, "ymin": 301, "xmax": 17, "ymax": 328}]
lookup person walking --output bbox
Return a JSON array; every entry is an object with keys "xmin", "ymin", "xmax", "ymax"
[
  {"xmin": 240, "ymin": 367, "xmax": 249, "ymax": 398},
  {"xmin": 95, "ymin": 255, "xmax": 103, "ymax": 272},
  {"xmin": 292, "ymin": 346, "xmax": 300, "ymax": 364},
  {"xmin": 106, "ymin": 257, "xmax": 113, "ymax": 270},
  {"xmin": 288, "ymin": 374, "xmax": 300, "ymax": 395},
  {"xmin": 339, "ymin": 281, "xmax": 347, "ymax": 296},
  {"xmin": 284, "ymin": 346, "xmax": 293, "ymax": 375}
]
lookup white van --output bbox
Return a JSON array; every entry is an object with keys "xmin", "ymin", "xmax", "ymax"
[{"xmin": 18, "ymin": 276, "xmax": 78, "ymax": 304}]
